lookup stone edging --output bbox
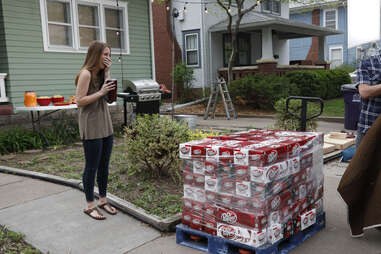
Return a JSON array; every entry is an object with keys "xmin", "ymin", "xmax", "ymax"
[
  {"xmin": 0, "ymin": 166, "xmax": 181, "ymax": 232},
  {"xmin": 161, "ymin": 112, "xmax": 345, "ymax": 123}
]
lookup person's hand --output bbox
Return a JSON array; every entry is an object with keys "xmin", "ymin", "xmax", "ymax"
[
  {"xmin": 104, "ymin": 57, "xmax": 112, "ymax": 71},
  {"xmin": 99, "ymin": 80, "xmax": 115, "ymax": 96}
]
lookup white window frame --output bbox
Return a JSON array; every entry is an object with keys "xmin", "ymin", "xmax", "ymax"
[
  {"xmin": 185, "ymin": 33, "xmax": 200, "ymax": 67},
  {"xmin": 323, "ymin": 8, "xmax": 338, "ymax": 30},
  {"xmin": 261, "ymin": 0, "xmax": 281, "ymax": 15},
  {"xmin": 39, "ymin": 0, "xmax": 130, "ymax": 54},
  {"xmin": 329, "ymin": 45, "xmax": 343, "ymax": 68}
]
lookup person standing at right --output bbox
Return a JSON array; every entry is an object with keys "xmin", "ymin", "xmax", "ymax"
[{"xmin": 356, "ymin": 49, "xmax": 381, "ymax": 147}]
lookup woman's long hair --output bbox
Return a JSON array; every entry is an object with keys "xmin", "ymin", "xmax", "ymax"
[{"xmin": 75, "ymin": 41, "xmax": 110, "ymax": 86}]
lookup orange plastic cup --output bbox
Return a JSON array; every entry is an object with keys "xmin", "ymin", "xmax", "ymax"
[{"xmin": 24, "ymin": 91, "xmax": 37, "ymax": 107}]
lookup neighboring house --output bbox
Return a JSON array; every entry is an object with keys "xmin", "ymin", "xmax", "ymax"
[
  {"xmin": 167, "ymin": 0, "xmax": 340, "ymax": 92},
  {"xmin": 289, "ymin": 0, "xmax": 380, "ymax": 67},
  {"xmin": 0, "ymin": 0, "xmax": 155, "ymax": 115},
  {"xmin": 289, "ymin": 0, "xmax": 348, "ymax": 68}
]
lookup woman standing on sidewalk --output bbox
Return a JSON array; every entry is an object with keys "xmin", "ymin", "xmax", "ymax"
[{"xmin": 75, "ymin": 40, "xmax": 118, "ymax": 220}]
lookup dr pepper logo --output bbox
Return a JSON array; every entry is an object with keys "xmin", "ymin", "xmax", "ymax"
[
  {"xmin": 180, "ymin": 146, "xmax": 190, "ymax": 154},
  {"xmin": 218, "ymin": 225, "xmax": 235, "ymax": 239},
  {"xmin": 220, "ymin": 210, "xmax": 238, "ymax": 224}
]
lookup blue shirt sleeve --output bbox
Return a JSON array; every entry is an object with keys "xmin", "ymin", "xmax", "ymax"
[{"xmin": 356, "ymin": 58, "xmax": 371, "ymax": 87}]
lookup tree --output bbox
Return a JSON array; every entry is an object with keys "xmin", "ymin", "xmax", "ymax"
[{"xmin": 216, "ymin": 0, "xmax": 262, "ymax": 85}]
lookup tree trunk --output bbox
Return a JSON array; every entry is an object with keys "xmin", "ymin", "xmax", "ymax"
[{"xmin": 228, "ymin": 31, "xmax": 238, "ymax": 85}]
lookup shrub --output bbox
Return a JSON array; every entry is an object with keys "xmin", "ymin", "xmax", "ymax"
[
  {"xmin": 229, "ymin": 74, "xmax": 298, "ymax": 109},
  {"xmin": 172, "ymin": 63, "xmax": 195, "ymax": 104},
  {"xmin": 284, "ymin": 71, "xmax": 326, "ymax": 99},
  {"xmin": 123, "ymin": 114, "xmax": 190, "ymax": 183},
  {"xmin": 0, "ymin": 119, "xmax": 80, "ymax": 154},
  {"xmin": 274, "ymin": 98, "xmax": 320, "ymax": 131}
]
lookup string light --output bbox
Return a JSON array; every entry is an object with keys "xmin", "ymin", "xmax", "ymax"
[
  {"xmin": 166, "ymin": 5, "xmax": 170, "ymax": 11},
  {"xmin": 183, "ymin": 2, "xmax": 187, "ymax": 12},
  {"xmin": 204, "ymin": 5, "xmax": 208, "ymax": 14}
]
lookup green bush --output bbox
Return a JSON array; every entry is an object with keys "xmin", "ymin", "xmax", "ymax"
[
  {"xmin": 172, "ymin": 63, "xmax": 195, "ymax": 104},
  {"xmin": 284, "ymin": 71, "xmax": 327, "ymax": 99},
  {"xmin": 282, "ymin": 69, "xmax": 351, "ymax": 100},
  {"xmin": 229, "ymin": 74, "xmax": 299, "ymax": 109},
  {"xmin": 274, "ymin": 98, "xmax": 320, "ymax": 131},
  {"xmin": 123, "ymin": 114, "xmax": 190, "ymax": 183},
  {"xmin": 0, "ymin": 119, "xmax": 80, "ymax": 154}
]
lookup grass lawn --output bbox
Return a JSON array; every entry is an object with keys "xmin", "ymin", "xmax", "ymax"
[
  {"xmin": 321, "ymin": 97, "xmax": 345, "ymax": 117},
  {"xmin": 0, "ymin": 225, "xmax": 41, "ymax": 254},
  {"xmin": 0, "ymin": 139, "xmax": 183, "ymax": 219}
]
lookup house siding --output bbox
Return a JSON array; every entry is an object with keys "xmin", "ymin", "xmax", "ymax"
[
  {"xmin": 289, "ymin": 12, "xmax": 313, "ymax": 61},
  {"xmin": 0, "ymin": 1, "xmax": 9, "ymax": 91},
  {"xmin": 290, "ymin": 6, "xmax": 348, "ymax": 66},
  {"xmin": 2, "ymin": 0, "xmax": 152, "ymax": 106},
  {"xmin": 323, "ymin": 6, "xmax": 348, "ymax": 64}
]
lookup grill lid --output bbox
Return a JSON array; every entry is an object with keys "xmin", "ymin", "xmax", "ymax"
[{"xmin": 123, "ymin": 79, "xmax": 160, "ymax": 93}]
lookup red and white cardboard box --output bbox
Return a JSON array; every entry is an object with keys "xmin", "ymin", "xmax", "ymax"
[
  {"xmin": 288, "ymin": 157, "xmax": 300, "ymax": 175},
  {"xmin": 193, "ymin": 173, "xmax": 205, "ymax": 189},
  {"xmin": 203, "ymin": 219, "xmax": 217, "ymax": 235},
  {"xmin": 183, "ymin": 198, "xmax": 193, "ymax": 212},
  {"xmin": 205, "ymin": 175, "xmax": 218, "ymax": 192},
  {"xmin": 193, "ymin": 159, "xmax": 205, "ymax": 174},
  {"xmin": 235, "ymin": 165, "xmax": 250, "ymax": 181},
  {"xmin": 250, "ymin": 164, "xmax": 279, "ymax": 184},
  {"xmin": 190, "ymin": 215, "xmax": 203, "ymax": 231},
  {"xmin": 179, "ymin": 143, "xmax": 192, "ymax": 159},
  {"xmin": 269, "ymin": 210, "xmax": 281, "ymax": 225},
  {"xmin": 183, "ymin": 171, "xmax": 193, "ymax": 186},
  {"xmin": 234, "ymin": 148, "xmax": 249, "ymax": 165},
  {"xmin": 235, "ymin": 180, "xmax": 251, "ymax": 198},
  {"xmin": 205, "ymin": 190, "xmax": 218, "ymax": 203},
  {"xmin": 219, "ymin": 177, "xmax": 235, "ymax": 194},
  {"xmin": 300, "ymin": 208, "xmax": 316, "ymax": 231},
  {"xmin": 267, "ymin": 223, "xmax": 283, "ymax": 244},
  {"xmin": 184, "ymin": 185, "xmax": 195, "ymax": 200},
  {"xmin": 216, "ymin": 223, "xmax": 267, "ymax": 248},
  {"xmin": 204, "ymin": 159, "xmax": 218, "ymax": 176},
  {"xmin": 182, "ymin": 212, "xmax": 192, "ymax": 227},
  {"xmin": 268, "ymin": 190, "xmax": 292, "ymax": 211}
]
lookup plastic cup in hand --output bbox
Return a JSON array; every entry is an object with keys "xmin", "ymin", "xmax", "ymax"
[{"xmin": 107, "ymin": 79, "xmax": 117, "ymax": 103}]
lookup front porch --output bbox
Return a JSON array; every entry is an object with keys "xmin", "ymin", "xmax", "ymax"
[
  {"xmin": 218, "ymin": 61, "xmax": 329, "ymax": 80},
  {"xmin": 208, "ymin": 11, "xmax": 342, "ymax": 81}
]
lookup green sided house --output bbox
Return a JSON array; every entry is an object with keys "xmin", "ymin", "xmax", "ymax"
[{"xmin": 0, "ymin": 0, "xmax": 155, "ymax": 114}]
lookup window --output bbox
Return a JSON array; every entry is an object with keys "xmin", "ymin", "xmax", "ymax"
[
  {"xmin": 40, "ymin": 0, "xmax": 129, "ymax": 53},
  {"xmin": 324, "ymin": 9, "xmax": 337, "ymax": 29},
  {"xmin": 47, "ymin": 0, "xmax": 73, "ymax": 47},
  {"xmin": 329, "ymin": 46, "xmax": 343, "ymax": 68},
  {"xmin": 78, "ymin": 4, "xmax": 100, "ymax": 47},
  {"xmin": 183, "ymin": 30, "xmax": 200, "ymax": 67},
  {"xmin": 223, "ymin": 33, "xmax": 251, "ymax": 67},
  {"xmin": 262, "ymin": 0, "xmax": 281, "ymax": 15}
]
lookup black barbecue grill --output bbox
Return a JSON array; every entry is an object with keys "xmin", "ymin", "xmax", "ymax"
[{"xmin": 117, "ymin": 79, "xmax": 170, "ymax": 126}]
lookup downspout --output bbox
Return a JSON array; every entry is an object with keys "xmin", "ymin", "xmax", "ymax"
[
  {"xmin": 201, "ymin": 1, "xmax": 206, "ymax": 96},
  {"xmin": 148, "ymin": 0, "xmax": 156, "ymax": 80}
]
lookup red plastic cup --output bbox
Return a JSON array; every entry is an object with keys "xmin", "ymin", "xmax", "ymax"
[{"xmin": 107, "ymin": 79, "xmax": 117, "ymax": 103}]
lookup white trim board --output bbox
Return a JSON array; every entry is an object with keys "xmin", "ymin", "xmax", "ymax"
[{"xmin": 39, "ymin": 0, "xmax": 130, "ymax": 54}]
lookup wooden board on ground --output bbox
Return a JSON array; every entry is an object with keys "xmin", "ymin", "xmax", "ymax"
[
  {"xmin": 324, "ymin": 135, "xmax": 355, "ymax": 150},
  {"xmin": 323, "ymin": 143, "xmax": 337, "ymax": 154}
]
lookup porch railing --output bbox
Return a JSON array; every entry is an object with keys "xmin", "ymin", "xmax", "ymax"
[
  {"xmin": 218, "ymin": 63, "xmax": 327, "ymax": 81},
  {"xmin": 0, "ymin": 73, "xmax": 8, "ymax": 103}
]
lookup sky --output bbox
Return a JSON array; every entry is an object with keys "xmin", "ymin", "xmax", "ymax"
[{"xmin": 348, "ymin": 0, "xmax": 380, "ymax": 48}]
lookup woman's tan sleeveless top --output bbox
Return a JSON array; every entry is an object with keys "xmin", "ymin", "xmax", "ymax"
[{"xmin": 78, "ymin": 73, "xmax": 113, "ymax": 140}]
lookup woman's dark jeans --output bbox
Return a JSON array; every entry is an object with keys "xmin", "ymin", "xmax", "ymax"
[{"xmin": 82, "ymin": 135, "xmax": 113, "ymax": 202}]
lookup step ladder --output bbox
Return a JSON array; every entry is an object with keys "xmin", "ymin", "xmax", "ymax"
[{"xmin": 204, "ymin": 77, "xmax": 237, "ymax": 120}]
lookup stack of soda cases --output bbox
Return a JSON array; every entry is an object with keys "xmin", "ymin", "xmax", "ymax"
[{"xmin": 179, "ymin": 129, "xmax": 324, "ymax": 248}]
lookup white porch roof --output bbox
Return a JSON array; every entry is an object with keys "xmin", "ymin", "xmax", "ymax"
[{"xmin": 208, "ymin": 11, "xmax": 343, "ymax": 39}]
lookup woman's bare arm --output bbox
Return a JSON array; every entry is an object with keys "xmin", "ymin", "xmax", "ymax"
[{"xmin": 75, "ymin": 70, "xmax": 115, "ymax": 107}]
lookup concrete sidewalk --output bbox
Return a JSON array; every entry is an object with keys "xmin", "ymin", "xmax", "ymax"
[{"xmin": 1, "ymin": 117, "xmax": 380, "ymax": 254}]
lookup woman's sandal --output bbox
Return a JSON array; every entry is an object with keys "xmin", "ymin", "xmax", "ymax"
[
  {"xmin": 98, "ymin": 202, "xmax": 117, "ymax": 215},
  {"xmin": 83, "ymin": 207, "xmax": 106, "ymax": 220}
]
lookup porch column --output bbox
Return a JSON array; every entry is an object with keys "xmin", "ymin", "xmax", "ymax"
[
  {"xmin": 317, "ymin": 36, "xmax": 330, "ymax": 69},
  {"xmin": 260, "ymin": 27, "xmax": 275, "ymax": 61},
  {"xmin": 318, "ymin": 36, "xmax": 326, "ymax": 62}
]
